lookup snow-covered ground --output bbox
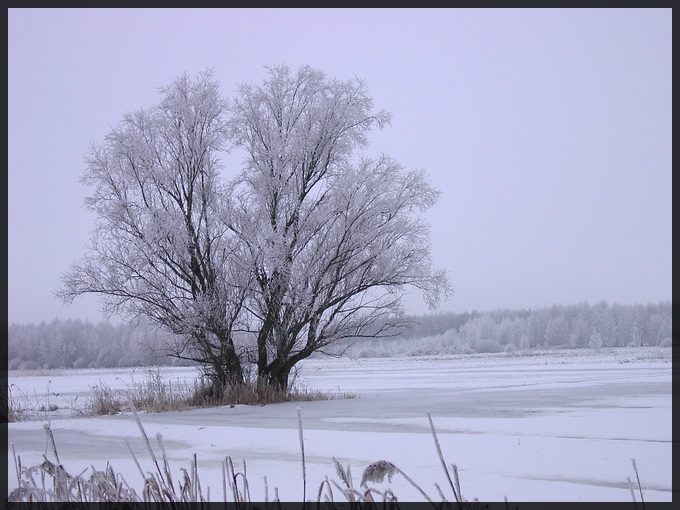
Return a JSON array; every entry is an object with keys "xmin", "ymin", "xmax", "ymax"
[{"xmin": 6, "ymin": 347, "xmax": 673, "ymax": 502}]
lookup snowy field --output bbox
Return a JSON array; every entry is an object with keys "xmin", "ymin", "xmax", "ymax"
[{"xmin": 6, "ymin": 347, "xmax": 673, "ymax": 502}]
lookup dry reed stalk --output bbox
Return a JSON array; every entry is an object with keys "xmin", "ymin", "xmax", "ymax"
[
  {"xmin": 632, "ymin": 458, "xmax": 645, "ymax": 508},
  {"xmin": 12, "ymin": 442, "xmax": 22, "ymax": 489},
  {"xmin": 226, "ymin": 456, "xmax": 237, "ymax": 502},
  {"xmin": 316, "ymin": 477, "xmax": 334, "ymax": 503},
  {"xmin": 263, "ymin": 474, "xmax": 269, "ymax": 504},
  {"xmin": 434, "ymin": 482, "xmax": 448, "ymax": 503},
  {"xmin": 627, "ymin": 476, "xmax": 638, "ymax": 509},
  {"xmin": 8, "ymin": 410, "xmax": 650, "ymax": 504},
  {"xmin": 43, "ymin": 423, "xmax": 60, "ymax": 465},
  {"xmin": 627, "ymin": 458, "xmax": 646, "ymax": 510},
  {"xmin": 298, "ymin": 407, "xmax": 307, "ymax": 504},
  {"xmin": 222, "ymin": 458, "xmax": 228, "ymax": 503},
  {"xmin": 156, "ymin": 432, "xmax": 175, "ymax": 490},
  {"xmin": 124, "ymin": 437, "xmax": 146, "ymax": 481},
  {"xmin": 331, "ymin": 457, "xmax": 361, "ymax": 503},
  {"xmin": 452, "ymin": 463, "xmax": 462, "ymax": 502},
  {"xmin": 360, "ymin": 459, "xmax": 436, "ymax": 507},
  {"xmin": 130, "ymin": 402, "xmax": 167, "ymax": 487},
  {"xmin": 332, "ymin": 457, "xmax": 353, "ymax": 491},
  {"xmin": 225, "ymin": 455, "xmax": 251, "ymax": 503},
  {"xmin": 427, "ymin": 410, "xmax": 462, "ymax": 509}
]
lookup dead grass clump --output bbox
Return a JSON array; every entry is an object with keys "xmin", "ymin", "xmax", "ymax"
[
  {"xmin": 119, "ymin": 369, "xmax": 356, "ymax": 412},
  {"xmin": 85, "ymin": 381, "xmax": 126, "ymax": 416},
  {"xmin": 183, "ymin": 371, "xmax": 356, "ymax": 408},
  {"xmin": 125, "ymin": 367, "xmax": 199, "ymax": 413},
  {"xmin": 208, "ymin": 379, "xmax": 356, "ymax": 406},
  {"xmin": 5, "ymin": 384, "xmax": 28, "ymax": 423},
  {"xmin": 9, "ymin": 425, "xmax": 141, "ymax": 503},
  {"xmin": 6, "ymin": 382, "xmax": 60, "ymax": 423},
  {"xmin": 8, "ymin": 368, "xmax": 357, "ymax": 422}
]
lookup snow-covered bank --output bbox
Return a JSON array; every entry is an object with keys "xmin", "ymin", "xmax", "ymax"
[{"xmin": 7, "ymin": 347, "xmax": 673, "ymax": 502}]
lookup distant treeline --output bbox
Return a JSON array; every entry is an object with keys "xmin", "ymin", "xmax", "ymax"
[
  {"xmin": 7, "ymin": 321, "xmax": 187, "ymax": 371},
  {"xmin": 7, "ymin": 301, "xmax": 674, "ymax": 370},
  {"xmin": 336, "ymin": 300, "xmax": 674, "ymax": 358}
]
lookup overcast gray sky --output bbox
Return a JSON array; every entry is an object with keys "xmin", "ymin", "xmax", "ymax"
[{"xmin": 8, "ymin": 8, "xmax": 672, "ymax": 325}]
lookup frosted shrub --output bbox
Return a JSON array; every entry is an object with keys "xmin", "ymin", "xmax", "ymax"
[
  {"xmin": 659, "ymin": 337, "xmax": 672, "ymax": 348},
  {"xmin": 73, "ymin": 357, "xmax": 89, "ymax": 369},
  {"xmin": 461, "ymin": 344, "xmax": 475, "ymax": 355},
  {"xmin": 504, "ymin": 343, "xmax": 517, "ymax": 355},
  {"xmin": 589, "ymin": 332, "xmax": 604, "ymax": 350},
  {"xmin": 19, "ymin": 360, "xmax": 40, "ymax": 371},
  {"xmin": 475, "ymin": 339, "xmax": 504, "ymax": 354},
  {"xmin": 452, "ymin": 337, "xmax": 468, "ymax": 354}
]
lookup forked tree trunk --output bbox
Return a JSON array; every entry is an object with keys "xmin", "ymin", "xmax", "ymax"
[
  {"xmin": 257, "ymin": 356, "xmax": 291, "ymax": 396},
  {"xmin": 204, "ymin": 331, "xmax": 244, "ymax": 399},
  {"xmin": 272, "ymin": 365, "xmax": 291, "ymax": 395}
]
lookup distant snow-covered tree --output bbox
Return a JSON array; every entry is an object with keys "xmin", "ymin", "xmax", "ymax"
[
  {"xmin": 545, "ymin": 316, "xmax": 569, "ymax": 347},
  {"xmin": 459, "ymin": 314, "xmax": 498, "ymax": 351},
  {"xmin": 589, "ymin": 331, "xmax": 604, "ymax": 350}
]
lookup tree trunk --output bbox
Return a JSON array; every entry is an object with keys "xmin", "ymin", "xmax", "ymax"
[
  {"xmin": 204, "ymin": 330, "xmax": 244, "ymax": 399},
  {"xmin": 263, "ymin": 359, "xmax": 291, "ymax": 395},
  {"xmin": 273, "ymin": 365, "xmax": 291, "ymax": 394}
]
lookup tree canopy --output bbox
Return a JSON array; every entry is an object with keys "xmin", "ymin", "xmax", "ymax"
[{"xmin": 58, "ymin": 64, "xmax": 451, "ymax": 394}]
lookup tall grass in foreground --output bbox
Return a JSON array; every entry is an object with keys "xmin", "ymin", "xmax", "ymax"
[{"xmin": 7, "ymin": 408, "xmax": 647, "ymax": 507}]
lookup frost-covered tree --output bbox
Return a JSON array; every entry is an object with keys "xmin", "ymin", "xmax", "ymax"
[
  {"xmin": 57, "ymin": 70, "xmax": 249, "ymax": 391},
  {"xmin": 545, "ymin": 316, "xmax": 569, "ymax": 347},
  {"xmin": 226, "ymin": 64, "xmax": 450, "ymax": 391},
  {"xmin": 58, "ymin": 64, "xmax": 450, "ymax": 395},
  {"xmin": 459, "ymin": 314, "xmax": 497, "ymax": 350}
]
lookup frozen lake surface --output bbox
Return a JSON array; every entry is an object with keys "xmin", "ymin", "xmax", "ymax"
[{"xmin": 6, "ymin": 347, "xmax": 673, "ymax": 502}]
